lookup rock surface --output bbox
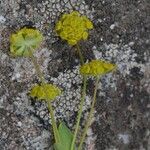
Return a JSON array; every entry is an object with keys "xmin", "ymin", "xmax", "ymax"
[{"xmin": 0, "ymin": 0, "xmax": 149, "ymax": 150}]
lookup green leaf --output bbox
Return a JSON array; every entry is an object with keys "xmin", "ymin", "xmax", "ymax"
[{"xmin": 54, "ymin": 122, "xmax": 75, "ymax": 150}]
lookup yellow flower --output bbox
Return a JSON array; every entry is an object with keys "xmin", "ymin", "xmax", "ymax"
[
  {"xmin": 10, "ymin": 27, "xmax": 43, "ymax": 57},
  {"xmin": 55, "ymin": 11, "xmax": 93, "ymax": 45},
  {"xmin": 30, "ymin": 83, "xmax": 61, "ymax": 101},
  {"xmin": 80, "ymin": 60, "xmax": 116, "ymax": 76}
]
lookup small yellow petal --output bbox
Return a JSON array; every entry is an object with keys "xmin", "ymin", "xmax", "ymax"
[
  {"xmin": 60, "ymin": 31, "xmax": 68, "ymax": 40},
  {"xmin": 55, "ymin": 21, "xmax": 62, "ymax": 31},
  {"xmin": 103, "ymin": 63, "xmax": 117, "ymax": 70},
  {"xmin": 86, "ymin": 20, "xmax": 93, "ymax": 29},
  {"xmin": 80, "ymin": 65, "xmax": 90, "ymax": 75},
  {"xmin": 82, "ymin": 32, "xmax": 88, "ymax": 40},
  {"xmin": 70, "ymin": 11, "xmax": 80, "ymax": 16},
  {"xmin": 82, "ymin": 16, "xmax": 93, "ymax": 29},
  {"xmin": 68, "ymin": 39, "xmax": 77, "ymax": 45},
  {"xmin": 61, "ymin": 14, "xmax": 69, "ymax": 20}
]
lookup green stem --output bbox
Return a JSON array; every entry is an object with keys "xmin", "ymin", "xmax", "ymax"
[
  {"xmin": 78, "ymin": 76, "xmax": 100, "ymax": 150},
  {"xmin": 70, "ymin": 43, "xmax": 86, "ymax": 149},
  {"xmin": 76, "ymin": 43, "xmax": 84, "ymax": 65},
  {"xmin": 29, "ymin": 50, "xmax": 60, "ymax": 143},
  {"xmin": 71, "ymin": 76, "xmax": 87, "ymax": 150},
  {"xmin": 47, "ymin": 101, "xmax": 60, "ymax": 143}
]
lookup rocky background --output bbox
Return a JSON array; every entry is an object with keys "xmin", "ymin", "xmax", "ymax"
[{"xmin": 0, "ymin": 0, "xmax": 149, "ymax": 150}]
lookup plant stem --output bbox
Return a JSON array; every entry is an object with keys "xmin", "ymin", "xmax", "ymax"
[
  {"xmin": 70, "ymin": 43, "xmax": 86, "ymax": 149},
  {"xmin": 71, "ymin": 76, "xmax": 87, "ymax": 150},
  {"xmin": 47, "ymin": 101, "xmax": 60, "ymax": 143},
  {"xmin": 78, "ymin": 76, "xmax": 100, "ymax": 150},
  {"xmin": 29, "ymin": 50, "xmax": 60, "ymax": 143},
  {"xmin": 76, "ymin": 43, "xmax": 84, "ymax": 65}
]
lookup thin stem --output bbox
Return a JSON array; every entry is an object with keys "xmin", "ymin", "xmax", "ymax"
[
  {"xmin": 76, "ymin": 43, "xmax": 84, "ymax": 65},
  {"xmin": 71, "ymin": 76, "xmax": 87, "ymax": 150},
  {"xmin": 70, "ymin": 43, "xmax": 85, "ymax": 149},
  {"xmin": 78, "ymin": 76, "xmax": 100, "ymax": 150},
  {"xmin": 29, "ymin": 50, "xmax": 60, "ymax": 143},
  {"xmin": 47, "ymin": 101, "xmax": 60, "ymax": 143}
]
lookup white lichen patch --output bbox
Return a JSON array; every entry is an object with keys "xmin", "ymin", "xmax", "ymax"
[
  {"xmin": 93, "ymin": 43, "xmax": 146, "ymax": 92},
  {"xmin": 93, "ymin": 43, "xmax": 145, "ymax": 76},
  {"xmin": 85, "ymin": 127, "xmax": 96, "ymax": 150},
  {"xmin": 50, "ymin": 66, "xmax": 92, "ymax": 126},
  {"xmin": 33, "ymin": 0, "xmax": 94, "ymax": 42},
  {"xmin": 110, "ymin": 22, "xmax": 118, "ymax": 30},
  {"xmin": 0, "ymin": 50, "xmax": 9, "ymax": 65},
  {"xmin": 0, "ymin": 15, "xmax": 6, "ymax": 24},
  {"xmin": 118, "ymin": 133, "xmax": 130, "ymax": 144},
  {"xmin": 19, "ymin": 116, "xmax": 51, "ymax": 150},
  {"xmin": 140, "ymin": 61, "xmax": 150, "ymax": 94},
  {"xmin": 30, "ymin": 66, "xmax": 93, "ymax": 128},
  {"xmin": 27, "ymin": 129, "xmax": 51, "ymax": 150},
  {"xmin": 11, "ymin": 48, "xmax": 52, "ymax": 82},
  {"xmin": 35, "ymin": 0, "xmax": 94, "ymax": 22},
  {"xmin": 0, "ymin": 95, "xmax": 7, "ymax": 108},
  {"xmin": 13, "ymin": 91, "xmax": 30, "ymax": 116}
]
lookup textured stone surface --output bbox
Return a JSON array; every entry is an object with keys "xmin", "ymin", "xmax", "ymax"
[{"xmin": 0, "ymin": 0, "xmax": 149, "ymax": 150}]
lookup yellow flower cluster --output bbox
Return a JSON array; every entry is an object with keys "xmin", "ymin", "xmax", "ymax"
[
  {"xmin": 10, "ymin": 27, "xmax": 43, "ymax": 57},
  {"xmin": 80, "ymin": 60, "xmax": 116, "ymax": 76},
  {"xmin": 55, "ymin": 11, "xmax": 93, "ymax": 45},
  {"xmin": 30, "ymin": 83, "xmax": 61, "ymax": 100}
]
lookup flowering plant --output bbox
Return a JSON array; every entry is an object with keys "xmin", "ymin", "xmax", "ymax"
[
  {"xmin": 30, "ymin": 83, "xmax": 61, "ymax": 101},
  {"xmin": 10, "ymin": 27, "xmax": 62, "ymax": 145},
  {"xmin": 10, "ymin": 11, "xmax": 116, "ymax": 150},
  {"xmin": 55, "ymin": 11, "xmax": 93, "ymax": 45},
  {"xmin": 80, "ymin": 60, "xmax": 116, "ymax": 76}
]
